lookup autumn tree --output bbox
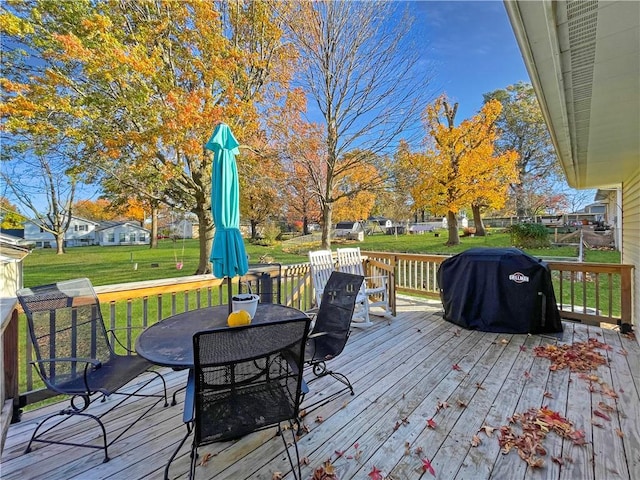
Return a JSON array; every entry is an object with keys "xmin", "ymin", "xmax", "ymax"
[
  {"xmin": 73, "ymin": 199, "xmax": 115, "ymax": 222},
  {"xmin": 1, "ymin": 1, "xmax": 297, "ymax": 273},
  {"xmin": 483, "ymin": 82, "xmax": 562, "ymax": 218},
  {"xmin": 285, "ymin": 1, "xmax": 432, "ymax": 248},
  {"xmin": 398, "ymin": 95, "xmax": 518, "ymax": 245},
  {"xmin": 332, "ymin": 161, "xmax": 380, "ymax": 223},
  {"xmin": 0, "ymin": 197, "xmax": 25, "ymax": 229}
]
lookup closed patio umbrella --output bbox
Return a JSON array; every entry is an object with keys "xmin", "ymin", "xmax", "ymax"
[{"xmin": 206, "ymin": 123, "xmax": 249, "ymax": 311}]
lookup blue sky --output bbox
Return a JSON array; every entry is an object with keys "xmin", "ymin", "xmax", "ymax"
[{"xmin": 410, "ymin": 0, "xmax": 531, "ymax": 120}]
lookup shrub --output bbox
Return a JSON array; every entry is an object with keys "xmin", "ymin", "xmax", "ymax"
[{"xmin": 507, "ymin": 223, "xmax": 550, "ymax": 248}]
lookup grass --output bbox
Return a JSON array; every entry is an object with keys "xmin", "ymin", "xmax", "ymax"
[{"xmin": 22, "ymin": 230, "xmax": 620, "ymax": 288}]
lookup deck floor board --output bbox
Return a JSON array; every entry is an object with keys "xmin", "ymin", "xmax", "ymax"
[{"xmin": 2, "ymin": 297, "xmax": 639, "ymax": 480}]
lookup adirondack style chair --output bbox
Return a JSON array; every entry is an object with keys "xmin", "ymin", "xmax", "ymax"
[
  {"xmin": 308, "ymin": 249, "xmax": 373, "ymax": 327},
  {"xmin": 336, "ymin": 247, "xmax": 392, "ymax": 319}
]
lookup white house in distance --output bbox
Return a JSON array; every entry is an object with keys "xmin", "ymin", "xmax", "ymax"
[
  {"xmin": 23, "ymin": 216, "xmax": 99, "ymax": 248},
  {"xmin": 23, "ymin": 216, "xmax": 151, "ymax": 248},
  {"xmin": 94, "ymin": 221, "xmax": 151, "ymax": 246}
]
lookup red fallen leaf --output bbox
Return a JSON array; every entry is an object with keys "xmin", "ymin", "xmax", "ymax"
[
  {"xmin": 200, "ymin": 452, "xmax": 213, "ymax": 466},
  {"xmin": 368, "ymin": 466, "xmax": 384, "ymax": 480},
  {"xmin": 552, "ymin": 456, "xmax": 564, "ymax": 465},
  {"xmin": 334, "ymin": 450, "xmax": 344, "ymax": 458},
  {"xmin": 524, "ymin": 371, "xmax": 531, "ymax": 379},
  {"xmin": 393, "ymin": 421, "xmax": 402, "ymax": 431},
  {"xmin": 452, "ymin": 363, "xmax": 462, "ymax": 371},
  {"xmin": 593, "ymin": 409, "xmax": 611, "ymax": 421},
  {"xmin": 414, "ymin": 446, "xmax": 424, "ymax": 455},
  {"xmin": 421, "ymin": 457, "xmax": 436, "ymax": 476},
  {"xmin": 354, "ymin": 442, "xmax": 359, "ymax": 449},
  {"xmin": 543, "ymin": 391, "xmax": 553, "ymax": 398},
  {"xmin": 619, "ymin": 349, "xmax": 628, "ymax": 356},
  {"xmin": 427, "ymin": 418, "xmax": 437, "ymax": 429},
  {"xmin": 519, "ymin": 345, "xmax": 527, "ymax": 351}
]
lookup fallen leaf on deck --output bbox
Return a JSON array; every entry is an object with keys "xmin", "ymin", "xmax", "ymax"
[
  {"xmin": 452, "ymin": 363, "xmax": 462, "ymax": 371},
  {"xmin": 519, "ymin": 345, "xmax": 527, "ymax": 351},
  {"xmin": 427, "ymin": 418, "xmax": 437, "ymax": 429},
  {"xmin": 436, "ymin": 400, "xmax": 450, "ymax": 412},
  {"xmin": 393, "ymin": 421, "xmax": 402, "ymax": 431},
  {"xmin": 200, "ymin": 452, "xmax": 213, "ymax": 466},
  {"xmin": 300, "ymin": 456, "xmax": 310, "ymax": 465},
  {"xmin": 593, "ymin": 409, "xmax": 611, "ymax": 421},
  {"xmin": 316, "ymin": 415, "xmax": 324, "ymax": 423},
  {"xmin": 552, "ymin": 456, "xmax": 563, "ymax": 465},
  {"xmin": 543, "ymin": 391, "xmax": 553, "ymax": 398},
  {"xmin": 368, "ymin": 466, "xmax": 384, "ymax": 480},
  {"xmin": 471, "ymin": 435, "xmax": 482, "ymax": 447},
  {"xmin": 272, "ymin": 472, "xmax": 283, "ymax": 480},
  {"xmin": 500, "ymin": 338, "xmax": 509, "ymax": 344},
  {"xmin": 404, "ymin": 441, "xmax": 411, "ymax": 455},
  {"xmin": 334, "ymin": 450, "xmax": 344, "ymax": 458},
  {"xmin": 476, "ymin": 383, "xmax": 485, "ymax": 390},
  {"xmin": 456, "ymin": 399, "xmax": 467, "ymax": 408},
  {"xmin": 615, "ymin": 428, "xmax": 624, "ymax": 438},
  {"xmin": 480, "ymin": 425, "xmax": 496, "ymax": 436},
  {"xmin": 323, "ymin": 461, "xmax": 336, "ymax": 475},
  {"xmin": 619, "ymin": 348, "xmax": 628, "ymax": 356},
  {"xmin": 524, "ymin": 371, "xmax": 531, "ymax": 379},
  {"xmin": 421, "ymin": 457, "xmax": 436, "ymax": 476},
  {"xmin": 414, "ymin": 446, "xmax": 423, "ymax": 455}
]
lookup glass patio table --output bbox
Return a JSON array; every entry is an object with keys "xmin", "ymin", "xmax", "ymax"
[{"xmin": 135, "ymin": 303, "xmax": 309, "ymax": 369}]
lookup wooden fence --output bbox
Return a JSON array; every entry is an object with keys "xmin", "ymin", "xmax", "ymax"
[{"xmin": 2, "ymin": 253, "xmax": 633, "ymax": 426}]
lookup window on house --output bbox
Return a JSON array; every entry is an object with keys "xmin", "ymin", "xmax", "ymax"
[
  {"xmin": 139, "ymin": 234, "xmax": 146, "ymax": 242},
  {"xmin": 107, "ymin": 233, "xmax": 115, "ymax": 242},
  {"xmin": 119, "ymin": 233, "xmax": 126, "ymax": 243},
  {"xmin": 130, "ymin": 233, "xmax": 136, "ymax": 242}
]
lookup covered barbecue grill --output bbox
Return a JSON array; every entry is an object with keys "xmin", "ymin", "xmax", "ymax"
[{"xmin": 437, "ymin": 248, "xmax": 563, "ymax": 334}]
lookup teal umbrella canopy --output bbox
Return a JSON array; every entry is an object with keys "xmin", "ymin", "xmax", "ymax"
[{"xmin": 206, "ymin": 123, "xmax": 249, "ymax": 279}]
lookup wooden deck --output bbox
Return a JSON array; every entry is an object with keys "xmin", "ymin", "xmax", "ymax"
[{"xmin": 2, "ymin": 297, "xmax": 639, "ymax": 480}]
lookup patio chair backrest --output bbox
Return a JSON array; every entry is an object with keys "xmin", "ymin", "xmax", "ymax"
[
  {"xmin": 17, "ymin": 278, "xmax": 112, "ymax": 388},
  {"xmin": 308, "ymin": 249, "xmax": 336, "ymax": 307},
  {"xmin": 308, "ymin": 271, "xmax": 364, "ymax": 360},
  {"xmin": 192, "ymin": 317, "xmax": 310, "ymax": 445},
  {"xmin": 336, "ymin": 247, "xmax": 366, "ymax": 277}
]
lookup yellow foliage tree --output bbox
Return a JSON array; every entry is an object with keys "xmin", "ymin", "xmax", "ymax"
[{"xmin": 398, "ymin": 95, "xmax": 518, "ymax": 245}]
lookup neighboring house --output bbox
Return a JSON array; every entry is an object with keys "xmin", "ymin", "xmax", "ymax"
[
  {"xmin": 95, "ymin": 221, "xmax": 151, "ymax": 246},
  {"xmin": 23, "ymin": 216, "xmax": 99, "ymax": 249},
  {"xmin": 506, "ymin": 1, "xmax": 639, "ymax": 330},
  {"xmin": 170, "ymin": 219, "xmax": 194, "ymax": 239},
  {"xmin": 595, "ymin": 188, "xmax": 623, "ymax": 251}
]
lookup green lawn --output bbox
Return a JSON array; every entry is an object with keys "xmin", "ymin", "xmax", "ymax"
[{"xmin": 22, "ymin": 231, "xmax": 620, "ymax": 288}]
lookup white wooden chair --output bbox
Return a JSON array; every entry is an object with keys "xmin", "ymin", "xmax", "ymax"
[
  {"xmin": 336, "ymin": 247, "xmax": 392, "ymax": 319},
  {"xmin": 308, "ymin": 249, "xmax": 373, "ymax": 327}
]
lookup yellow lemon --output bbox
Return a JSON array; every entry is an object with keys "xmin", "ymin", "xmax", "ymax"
[{"xmin": 227, "ymin": 309, "xmax": 252, "ymax": 327}]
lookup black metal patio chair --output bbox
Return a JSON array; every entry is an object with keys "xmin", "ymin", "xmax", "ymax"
[
  {"xmin": 165, "ymin": 317, "xmax": 311, "ymax": 480},
  {"xmin": 302, "ymin": 271, "xmax": 364, "ymax": 411},
  {"xmin": 16, "ymin": 278, "xmax": 168, "ymax": 463}
]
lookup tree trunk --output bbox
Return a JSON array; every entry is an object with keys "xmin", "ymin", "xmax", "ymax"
[
  {"xmin": 321, "ymin": 202, "xmax": 332, "ymax": 249},
  {"xmin": 250, "ymin": 220, "xmax": 258, "ymax": 239},
  {"xmin": 194, "ymin": 206, "xmax": 214, "ymax": 275},
  {"xmin": 445, "ymin": 210, "xmax": 460, "ymax": 246},
  {"xmin": 471, "ymin": 204, "xmax": 486, "ymax": 236},
  {"xmin": 149, "ymin": 205, "xmax": 158, "ymax": 249},
  {"xmin": 55, "ymin": 233, "xmax": 65, "ymax": 254}
]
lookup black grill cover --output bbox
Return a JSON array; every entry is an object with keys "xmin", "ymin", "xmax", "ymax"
[{"xmin": 437, "ymin": 248, "xmax": 562, "ymax": 334}]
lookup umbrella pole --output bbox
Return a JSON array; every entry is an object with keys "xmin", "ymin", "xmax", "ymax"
[{"xmin": 227, "ymin": 277, "xmax": 233, "ymax": 315}]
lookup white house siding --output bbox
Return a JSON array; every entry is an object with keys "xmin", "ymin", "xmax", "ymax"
[
  {"xmin": 622, "ymin": 167, "xmax": 640, "ymax": 336},
  {"xmin": 96, "ymin": 224, "xmax": 150, "ymax": 246},
  {"xmin": 23, "ymin": 217, "xmax": 98, "ymax": 249}
]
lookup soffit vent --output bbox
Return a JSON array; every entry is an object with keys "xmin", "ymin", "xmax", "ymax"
[{"xmin": 565, "ymin": 0, "xmax": 598, "ymax": 169}]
